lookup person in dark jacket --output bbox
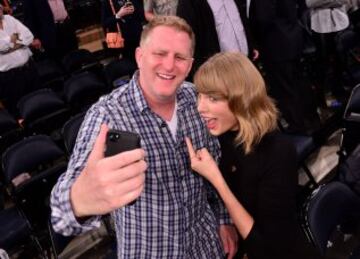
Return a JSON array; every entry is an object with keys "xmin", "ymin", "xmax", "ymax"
[
  {"xmin": 101, "ymin": 0, "xmax": 145, "ymax": 62},
  {"xmin": 249, "ymin": 0, "xmax": 320, "ymax": 135},
  {"xmin": 186, "ymin": 52, "xmax": 321, "ymax": 259},
  {"xmin": 177, "ymin": 0, "xmax": 257, "ymax": 80},
  {"xmin": 23, "ymin": 0, "xmax": 78, "ymax": 60}
]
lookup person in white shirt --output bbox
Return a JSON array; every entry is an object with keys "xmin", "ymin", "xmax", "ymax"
[{"xmin": 0, "ymin": 4, "xmax": 39, "ymax": 115}]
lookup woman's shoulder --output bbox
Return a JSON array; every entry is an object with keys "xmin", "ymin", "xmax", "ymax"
[{"xmin": 257, "ymin": 131, "xmax": 297, "ymax": 159}]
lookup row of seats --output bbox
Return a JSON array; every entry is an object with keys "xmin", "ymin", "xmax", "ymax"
[{"xmin": 0, "ymin": 112, "xmax": 86, "ymax": 257}]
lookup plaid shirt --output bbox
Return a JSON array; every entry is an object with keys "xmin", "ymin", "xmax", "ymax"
[{"xmin": 50, "ymin": 72, "xmax": 231, "ymax": 258}]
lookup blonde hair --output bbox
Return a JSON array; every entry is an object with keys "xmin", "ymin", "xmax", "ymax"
[
  {"xmin": 140, "ymin": 15, "xmax": 195, "ymax": 56},
  {"xmin": 194, "ymin": 52, "xmax": 278, "ymax": 154}
]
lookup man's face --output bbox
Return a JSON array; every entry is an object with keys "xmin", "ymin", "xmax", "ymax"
[{"xmin": 135, "ymin": 26, "xmax": 193, "ymax": 104}]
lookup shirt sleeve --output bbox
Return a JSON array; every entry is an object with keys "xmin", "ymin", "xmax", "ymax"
[
  {"xmin": 50, "ymin": 105, "xmax": 111, "ymax": 236},
  {"xmin": 242, "ymin": 136, "xmax": 304, "ymax": 257},
  {"xmin": 143, "ymin": 0, "xmax": 153, "ymax": 12}
]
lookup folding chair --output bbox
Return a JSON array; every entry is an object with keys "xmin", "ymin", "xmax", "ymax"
[
  {"xmin": 0, "ymin": 206, "xmax": 35, "ymax": 256},
  {"xmin": 61, "ymin": 112, "xmax": 86, "ymax": 155},
  {"xmin": 301, "ymin": 181, "xmax": 360, "ymax": 256},
  {"xmin": 0, "ymin": 109, "xmax": 23, "ymax": 154},
  {"xmin": 35, "ymin": 59, "xmax": 64, "ymax": 92},
  {"xmin": 63, "ymin": 71, "xmax": 107, "ymax": 113},
  {"xmin": 340, "ymin": 84, "xmax": 360, "ymax": 160},
  {"xmin": 2, "ymin": 135, "xmax": 67, "ymax": 235},
  {"xmin": 62, "ymin": 49, "xmax": 103, "ymax": 77},
  {"xmin": 103, "ymin": 58, "xmax": 137, "ymax": 88},
  {"xmin": 17, "ymin": 89, "xmax": 70, "ymax": 138}
]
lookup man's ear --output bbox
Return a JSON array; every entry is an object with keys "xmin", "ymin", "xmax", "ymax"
[
  {"xmin": 135, "ymin": 47, "xmax": 142, "ymax": 69},
  {"xmin": 185, "ymin": 58, "xmax": 194, "ymax": 77}
]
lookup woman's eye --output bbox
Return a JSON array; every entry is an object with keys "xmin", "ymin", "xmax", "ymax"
[{"xmin": 209, "ymin": 96, "xmax": 218, "ymax": 102}]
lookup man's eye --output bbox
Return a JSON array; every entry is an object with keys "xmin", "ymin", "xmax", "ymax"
[
  {"xmin": 153, "ymin": 52, "xmax": 166, "ymax": 57},
  {"xmin": 175, "ymin": 56, "xmax": 187, "ymax": 61}
]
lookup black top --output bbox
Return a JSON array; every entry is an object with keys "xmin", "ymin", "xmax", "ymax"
[
  {"xmin": 101, "ymin": 0, "xmax": 145, "ymax": 46},
  {"xmin": 249, "ymin": 0, "xmax": 303, "ymax": 61},
  {"xmin": 219, "ymin": 131, "xmax": 319, "ymax": 259}
]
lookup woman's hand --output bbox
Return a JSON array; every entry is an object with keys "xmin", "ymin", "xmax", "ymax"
[{"xmin": 185, "ymin": 137, "xmax": 223, "ymax": 185}]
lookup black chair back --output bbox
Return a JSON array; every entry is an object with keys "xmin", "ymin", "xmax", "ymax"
[
  {"xmin": 62, "ymin": 112, "xmax": 86, "ymax": 155},
  {"xmin": 301, "ymin": 181, "xmax": 360, "ymax": 256}
]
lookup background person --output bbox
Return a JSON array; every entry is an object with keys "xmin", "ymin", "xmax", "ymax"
[
  {"xmin": 101, "ymin": 0, "xmax": 145, "ymax": 62},
  {"xmin": 144, "ymin": 0, "xmax": 178, "ymax": 21},
  {"xmin": 0, "ymin": 4, "xmax": 39, "ymax": 115},
  {"xmin": 186, "ymin": 52, "xmax": 320, "ymax": 259},
  {"xmin": 23, "ymin": 0, "xmax": 78, "ymax": 60}
]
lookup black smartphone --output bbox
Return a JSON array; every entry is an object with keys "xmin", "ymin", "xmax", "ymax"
[
  {"xmin": 105, "ymin": 130, "xmax": 141, "ymax": 205},
  {"xmin": 105, "ymin": 129, "xmax": 141, "ymax": 157}
]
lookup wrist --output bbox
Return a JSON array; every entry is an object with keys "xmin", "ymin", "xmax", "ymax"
[{"xmin": 115, "ymin": 13, "xmax": 121, "ymax": 19}]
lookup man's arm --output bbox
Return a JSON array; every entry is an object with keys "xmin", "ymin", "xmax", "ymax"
[
  {"xmin": 50, "ymin": 108, "xmax": 146, "ymax": 236},
  {"xmin": 143, "ymin": 0, "xmax": 154, "ymax": 21}
]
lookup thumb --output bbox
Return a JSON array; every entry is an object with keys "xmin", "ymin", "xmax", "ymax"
[{"xmin": 87, "ymin": 124, "xmax": 109, "ymax": 163}]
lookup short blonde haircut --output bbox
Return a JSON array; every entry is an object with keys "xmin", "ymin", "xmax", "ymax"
[
  {"xmin": 140, "ymin": 15, "xmax": 195, "ymax": 56},
  {"xmin": 194, "ymin": 52, "xmax": 278, "ymax": 154}
]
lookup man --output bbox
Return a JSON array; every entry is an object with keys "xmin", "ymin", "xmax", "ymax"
[
  {"xmin": 50, "ymin": 16, "xmax": 238, "ymax": 258},
  {"xmin": 177, "ymin": 0, "xmax": 257, "ymax": 79},
  {"xmin": 144, "ymin": 0, "xmax": 178, "ymax": 21},
  {"xmin": 249, "ymin": 0, "xmax": 320, "ymax": 134},
  {"xmin": 0, "ymin": 4, "xmax": 38, "ymax": 114},
  {"xmin": 23, "ymin": 0, "xmax": 78, "ymax": 60}
]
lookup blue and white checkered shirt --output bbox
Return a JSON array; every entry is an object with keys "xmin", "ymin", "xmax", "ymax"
[{"xmin": 50, "ymin": 71, "xmax": 231, "ymax": 258}]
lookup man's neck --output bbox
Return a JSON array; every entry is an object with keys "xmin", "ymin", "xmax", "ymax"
[{"xmin": 148, "ymin": 98, "xmax": 176, "ymax": 121}]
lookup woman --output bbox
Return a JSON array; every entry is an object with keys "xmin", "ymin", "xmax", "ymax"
[
  {"xmin": 101, "ymin": 0, "xmax": 145, "ymax": 61},
  {"xmin": 186, "ymin": 52, "xmax": 320, "ymax": 258}
]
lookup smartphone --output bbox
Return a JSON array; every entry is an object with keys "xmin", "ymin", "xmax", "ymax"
[
  {"xmin": 105, "ymin": 129, "xmax": 141, "ymax": 157},
  {"xmin": 105, "ymin": 130, "xmax": 141, "ymax": 205}
]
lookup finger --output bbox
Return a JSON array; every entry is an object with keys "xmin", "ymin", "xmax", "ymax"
[
  {"xmin": 105, "ymin": 148, "xmax": 146, "ymax": 170},
  {"xmin": 185, "ymin": 137, "xmax": 196, "ymax": 158},
  {"xmin": 87, "ymin": 124, "xmax": 109, "ymax": 163},
  {"xmin": 110, "ymin": 159, "xmax": 147, "ymax": 183}
]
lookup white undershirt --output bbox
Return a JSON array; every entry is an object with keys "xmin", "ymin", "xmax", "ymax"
[
  {"xmin": 165, "ymin": 101, "xmax": 178, "ymax": 141},
  {"xmin": 207, "ymin": 0, "xmax": 249, "ymax": 55}
]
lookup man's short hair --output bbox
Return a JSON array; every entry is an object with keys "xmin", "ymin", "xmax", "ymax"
[{"xmin": 140, "ymin": 15, "xmax": 195, "ymax": 56}]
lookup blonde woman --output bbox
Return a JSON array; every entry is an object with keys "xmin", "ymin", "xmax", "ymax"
[{"xmin": 186, "ymin": 52, "xmax": 320, "ymax": 259}]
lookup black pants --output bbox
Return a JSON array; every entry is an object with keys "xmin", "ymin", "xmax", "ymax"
[
  {"xmin": 0, "ymin": 59, "xmax": 40, "ymax": 116},
  {"xmin": 264, "ymin": 59, "xmax": 320, "ymax": 134},
  {"xmin": 47, "ymin": 18, "xmax": 78, "ymax": 61}
]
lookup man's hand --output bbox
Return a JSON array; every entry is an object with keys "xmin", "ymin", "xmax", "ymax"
[
  {"xmin": 70, "ymin": 124, "xmax": 147, "ymax": 218},
  {"xmin": 31, "ymin": 39, "xmax": 42, "ymax": 50},
  {"xmin": 10, "ymin": 33, "xmax": 19, "ymax": 43},
  {"xmin": 219, "ymin": 224, "xmax": 238, "ymax": 259},
  {"xmin": 252, "ymin": 49, "xmax": 260, "ymax": 61},
  {"xmin": 116, "ymin": 4, "xmax": 135, "ymax": 19}
]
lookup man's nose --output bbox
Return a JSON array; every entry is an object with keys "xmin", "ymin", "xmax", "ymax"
[{"xmin": 162, "ymin": 55, "xmax": 176, "ymax": 71}]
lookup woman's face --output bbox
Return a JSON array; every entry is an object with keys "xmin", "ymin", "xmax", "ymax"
[{"xmin": 197, "ymin": 93, "xmax": 238, "ymax": 136}]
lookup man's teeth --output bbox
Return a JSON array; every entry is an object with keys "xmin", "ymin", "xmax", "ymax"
[{"xmin": 158, "ymin": 73, "xmax": 175, "ymax": 80}]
